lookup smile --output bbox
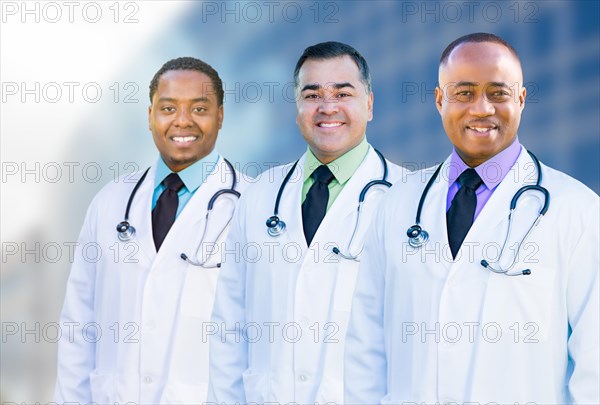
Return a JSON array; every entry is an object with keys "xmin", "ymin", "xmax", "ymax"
[
  {"xmin": 317, "ymin": 121, "xmax": 344, "ymax": 128},
  {"xmin": 466, "ymin": 126, "xmax": 497, "ymax": 134},
  {"xmin": 172, "ymin": 136, "xmax": 198, "ymax": 143}
]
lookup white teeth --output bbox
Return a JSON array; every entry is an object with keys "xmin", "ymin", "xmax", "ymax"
[
  {"xmin": 173, "ymin": 136, "xmax": 197, "ymax": 143},
  {"xmin": 319, "ymin": 122, "xmax": 342, "ymax": 128},
  {"xmin": 469, "ymin": 127, "xmax": 494, "ymax": 133}
]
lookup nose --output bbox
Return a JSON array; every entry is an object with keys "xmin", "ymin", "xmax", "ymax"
[
  {"xmin": 317, "ymin": 94, "xmax": 340, "ymax": 115},
  {"xmin": 469, "ymin": 94, "xmax": 495, "ymax": 117},
  {"xmin": 174, "ymin": 108, "xmax": 193, "ymax": 127}
]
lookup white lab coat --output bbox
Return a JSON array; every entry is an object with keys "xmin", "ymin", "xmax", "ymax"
[
  {"xmin": 208, "ymin": 146, "xmax": 407, "ymax": 405},
  {"xmin": 55, "ymin": 156, "xmax": 250, "ymax": 404},
  {"xmin": 345, "ymin": 148, "xmax": 600, "ymax": 405}
]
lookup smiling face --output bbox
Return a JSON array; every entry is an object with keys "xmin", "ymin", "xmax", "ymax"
[
  {"xmin": 435, "ymin": 41, "xmax": 526, "ymax": 167},
  {"xmin": 295, "ymin": 56, "xmax": 374, "ymax": 164},
  {"xmin": 148, "ymin": 70, "xmax": 223, "ymax": 172}
]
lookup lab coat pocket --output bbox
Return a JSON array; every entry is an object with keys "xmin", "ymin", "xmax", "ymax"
[
  {"xmin": 180, "ymin": 266, "xmax": 220, "ymax": 320},
  {"xmin": 333, "ymin": 265, "xmax": 359, "ymax": 312},
  {"xmin": 89, "ymin": 370, "xmax": 115, "ymax": 404},
  {"xmin": 242, "ymin": 369, "xmax": 269, "ymax": 404},
  {"xmin": 160, "ymin": 380, "xmax": 209, "ymax": 404}
]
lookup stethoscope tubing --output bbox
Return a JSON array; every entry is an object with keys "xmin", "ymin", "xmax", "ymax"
[
  {"xmin": 266, "ymin": 147, "xmax": 391, "ymax": 261},
  {"xmin": 116, "ymin": 158, "xmax": 239, "ymax": 267},
  {"xmin": 406, "ymin": 150, "xmax": 549, "ymax": 276}
]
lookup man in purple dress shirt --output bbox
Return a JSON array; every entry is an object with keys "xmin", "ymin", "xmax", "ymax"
[{"xmin": 345, "ymin": 33, "xmax": 599, "ymax": 404}]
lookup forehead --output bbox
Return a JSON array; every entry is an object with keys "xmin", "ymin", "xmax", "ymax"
[
  {"xmin": 154, "ymin": 70, "xmax": 216, "ymax": 100},
  {"xmin": 297, "ymin": 55, "xmax": 362, "ymax": 87},
  {"xmin": 439, "ymin": 42, "xmax": 523, "ymax": 85}
]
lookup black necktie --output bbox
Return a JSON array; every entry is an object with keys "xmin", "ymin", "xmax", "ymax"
[
  {"xmin": 447, "ymin": 168, "xmax": 483, "ymax": 259},
  {"xmin": 152, "ymin": 173, "xmax": 184, "ymax": 251},
  {"xmin": 302, "ymin": 165, "xmax": 335, "ymax": 245}
]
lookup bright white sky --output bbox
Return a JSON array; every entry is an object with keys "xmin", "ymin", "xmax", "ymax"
[{"xmin": 0, "ymin": 1, "xmax": 192, "ymax": 241}]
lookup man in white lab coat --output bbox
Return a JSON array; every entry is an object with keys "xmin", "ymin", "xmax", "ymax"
[
  {"xmin": 55, "ymin": 57, "xmax": 249, "ymax": 403},
  {"xmin": 208, "ymin": 41, "xmax": 406, "ymax": 404},
  {"xmin": 345, "ymin": 33, "xmax": 599, "ymax": 404}
]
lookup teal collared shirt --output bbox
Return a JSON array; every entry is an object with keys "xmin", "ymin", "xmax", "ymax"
[
  {"xmin": 302, "ymin": 137, "xmax": 369, "ymax": 211},
  {"xmin": 152, "ymin": 149, "xmax": 219, "ymax": 217}
]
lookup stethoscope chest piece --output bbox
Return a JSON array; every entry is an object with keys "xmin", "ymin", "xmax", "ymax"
[
  {"xmin": 266, "ymin": 216, "xmax": 286, "ymax": 237},
  {"xmin": 407, "ymin": 224, "xmax": 429, "ymax": 248},
  {"xmin": 117, "ymin": 221, "xmax": 136, "ymax": 242}
]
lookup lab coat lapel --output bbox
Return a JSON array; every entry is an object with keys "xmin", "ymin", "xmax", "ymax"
[
  {"xmin": 417, "ymin": 156, "xmax": 454, "ymax": 269},
  {"xmin": 276, "ymin": 154, "xmax": 309, "ymax": 250},
  {"xmin": 127, "ymin": 165, "xmax": 157, "ymax": 266}
]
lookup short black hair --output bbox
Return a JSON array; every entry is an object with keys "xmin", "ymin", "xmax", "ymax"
[
  {"xmin": 440, "ymin": 32, "xmax": 522, "ymax": 68},
  {"xmin": 294, "ymin": 41, "xmax": 371, "ymax": 93},
  {"xmin": 149, "ymin": 57, "xmax": 224, "ymax": 105}
]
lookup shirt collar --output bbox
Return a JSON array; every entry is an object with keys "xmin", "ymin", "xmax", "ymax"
[
  {"xmin": 448, "ymin": 137, "xmax": 522, "ymax": 190},
  {"xmin": 303, "ymin": 137, "xmax": 369, "ymax": 185},
  {"xmin": 154, "ymin": 149, "xmax": 220, "ymax": 193}
]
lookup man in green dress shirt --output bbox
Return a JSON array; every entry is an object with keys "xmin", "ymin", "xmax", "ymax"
[{"xmin": 208, "ymin": 41, "xmax": 407, "ymax": 405}]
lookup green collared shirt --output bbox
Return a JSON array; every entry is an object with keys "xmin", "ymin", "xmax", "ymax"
[{"xmin": 302, "ymin": 137, "xmax": 369, "ymax": 212}]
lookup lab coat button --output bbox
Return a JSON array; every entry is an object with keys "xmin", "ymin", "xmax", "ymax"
[
  {"xmin": 298, "ymin": 374, "xmax": 307, "ymax": 382},
  {"xmin": 144, "ymin": 376, "xmax": 153, "ymax": 384}
]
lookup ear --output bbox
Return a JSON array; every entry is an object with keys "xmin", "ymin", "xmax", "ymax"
[
  {"xmin": 148, "ymin": 105, "xmax": 153, "ymax": 130},
  {"xmin": 367, "ymin": 91, "xmax": 374, "ymax": 121},
  {"xmin": 218, "ymin": 104, "xmax": 224, "ymax": 129},
  {"xmin": 518, "ymin": 84, "xmax": 527, "ymax": 111},
  {"xmin": 435, "ymin": 86, "xmax": 443, "ymax": 114}
]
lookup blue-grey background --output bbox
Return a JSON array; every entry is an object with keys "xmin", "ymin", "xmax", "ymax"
[{"xmin": 1, "ymin": 0, "xmax": 598, "ymax": 401}]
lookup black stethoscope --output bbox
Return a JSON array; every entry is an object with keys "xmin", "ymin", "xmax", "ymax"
[
  {"xmin": 116, "ymin": 159, "xmax": 240, "ymax": 268},
  {"xmin": 406, "ymin": 151, "xmax": 550, "ymax": 276},
  {"xmin": 265, "ymin": 148, "xmax": 392, "ymax": 261}
]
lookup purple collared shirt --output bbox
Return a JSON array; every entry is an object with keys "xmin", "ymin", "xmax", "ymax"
[{"xmin": 446, "ymin": 137, "xmax": 523, "ymax": 220}]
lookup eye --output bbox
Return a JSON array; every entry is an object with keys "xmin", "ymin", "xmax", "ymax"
[
  {"xmin": 193, "ymin": 106, "xmax": 207, "ymax": 113},
  {"xmin": 161, "ymin": 106, "xmax": 175, "ymax": 112},
  {"xmin": 337, "ymin": 92, "xmax": 351, "ymax": 98},
  {"xmin": 304, "ymin": 93, "xmax": 320, "ymax": 100},
  {"xmin": 456, "ymin": 90, "xmax": 473, "ymax": 96},
  {"xmin": 488, "ymin": 90, "xmax": 511, "ymax": 101}
]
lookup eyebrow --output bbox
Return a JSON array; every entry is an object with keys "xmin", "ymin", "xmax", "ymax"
[
  {"xmin": 301, "ymin": 82, "xmax": 356, "ymax": 92},
  {"xmin": 157, "ymin": 96, "xmax": 211, "ymax": 103},
  {"xmin": 454, "ymin": 81, "xmax": 478, "ymax": 87},
  {"xmin": 486, "ymin": 81, "xmax": 511, "ymax": 88},
  {"xmin": 453, "ymin": 81, "xmax": 510, "ymax": 89}
]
